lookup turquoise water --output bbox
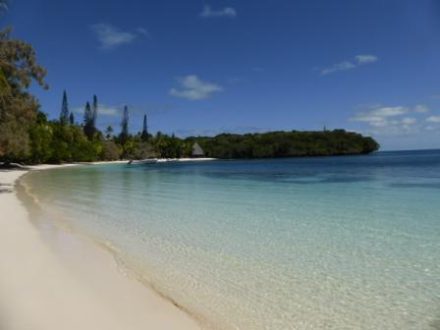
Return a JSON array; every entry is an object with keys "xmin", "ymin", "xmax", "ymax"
[{"xmin": 22, "ymin": 151, "xmax": 440, "ymax": 329}]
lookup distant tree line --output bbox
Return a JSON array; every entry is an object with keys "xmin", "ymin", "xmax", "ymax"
[
  {"xmin": 0, "ymin": 28, "xmax": 379, "ymax": 165},
  {"xmin": 188, "ymin": 130, "xmax": 379, "ymax": 159}
]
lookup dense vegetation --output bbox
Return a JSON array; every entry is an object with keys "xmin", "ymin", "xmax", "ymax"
[
  {"xmin": 190, "ymin": 130, "xmax": 379, "ymax": 159},
  {"xmin": 0, "ymin": 26, "xmax": 379, "ymax": 165}
]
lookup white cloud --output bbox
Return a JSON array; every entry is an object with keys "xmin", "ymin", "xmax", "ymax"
[
  {"xmin": 351, "ymin": 106, "xmax": 413, "ymax": 130},
  {"xmin": 321, "ymin": 61, "xmax": 356, "ymax": 75},
  {"xmin": 170, "ymin": 75, "xmax": 223, "ymax": 100},
  {"xmin": 352, "ymin": 106, "xmax": 408, "ymax": 127},
  {"xmin": 401, "ymin": 117, "xmax": 417, "ymax": 125},
  {"xmin": 200, "ymin": 5, "xmax": 237, "ymax": 18},
  {"xmin": 355, "ymin": 55, "xmax": 378, "ymax": 64},
  {"xmin": 321, "ymin": 54, "xmax": 379, "ymax": 75},
  {"xmin": 370, "ymin": 106, "xmax": 408, "ymax": 117},
  {"xmin": 426, "ymin": 116, "xmax": 440, "ymax": 123},
  {"xmin": 350, "ymin": 104, "xmax": 439, "ymax": 136},
  {"xmin": 98, "ymin": 105, "xmax": 120, "ymax": 116},
  {"xmin": 414, "ymin": 105, "xmax": 430, "ymax": 113},
  {"xmin": 74, "ymin": 104, "xmax": 120, "ymax": 117},
  {"xmin": 91, "ymin": 24, "xmax": 147, "ymax": 49}
]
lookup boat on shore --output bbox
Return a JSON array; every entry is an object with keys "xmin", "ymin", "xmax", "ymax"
[
  {"xmin": 127, "ymin": 159, "xmax": 158, "ymax": 165},
  {"xmin": 128, "ymin": 158, "xmax": 216, "ymax": 165}
]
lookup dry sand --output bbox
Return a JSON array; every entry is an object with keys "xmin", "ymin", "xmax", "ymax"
[{"xmin": 0, "ymin": 166, "xmax": 200, "ymax": 330}]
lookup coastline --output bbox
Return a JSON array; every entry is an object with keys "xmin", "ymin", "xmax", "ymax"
[{"xmin": 0, "ymin": 165, "xmax": 200, "ymax": 330}]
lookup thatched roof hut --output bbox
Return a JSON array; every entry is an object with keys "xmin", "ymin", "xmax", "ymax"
[{"xmin": 192, "ymin": 142, "xmax": 204, "ymax": 157}]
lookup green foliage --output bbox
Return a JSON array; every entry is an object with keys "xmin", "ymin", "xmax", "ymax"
[
  {"xmin": 11, "ymin": 115, "xmax": 380, "ymax": 164},
  {"xmin": 0, "ymin": 28, "xmax": 47, "ymax": 161},
  {"xmin": 105, "ymin": 125, "xmax": 113, "ymax": 139},
  {"xmin": 119, "ymin": 105, "xmax": 129, "ymax": 145},
  {"xmin": 100, "ymin": 140, "xmax": 121, "ymax": 161},
  {"xmin": 27, "ymin": 116, "xmax": 98, "ymax": 163},
  {"xmin": 188, "ymin": 130, "xmax": 380, "ymax": 159},
  {"xmin": 59, "ymin": 90, "xmax": 69, "ymax": 125},
  {"xmin": 153, "ymin": 134, "xmax": 183, "ymax": 158},
  {"xmin": 92, "ymin": 95, "xmax": 98, "ymax": 129},
  {"xmin": 83, "ymin": 102, "xmax": 95, "ymax": 140},
  {"xmin": 141, "ymin": 114, "xmax": 149, "ymax": 141},
  {"xmin": 69, "ymin": 112, "xmax": 75, "ymax": 125},
  {"xmin": 28, "ymin": 120, "xmax": 52, "ymax": 163}
]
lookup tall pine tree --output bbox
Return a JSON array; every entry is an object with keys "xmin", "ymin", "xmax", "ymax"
[
  {"xmin": 141, "ymin": 114, "xmax": 148, "ymax": 141},
  {"xmin": 120, "ymin": 105, "xmax": 129, "ymax": 144},
  {"xmin": 92, "ymin": 94, "xmax": 98, "ymax": 130},
  {"xmin": 83, "ymin": 102, "xmax": 94, "ymax": 139},
  {"xmin": 69, "ymin": 112, "xmax": 75, "ymax": 125},
  {"xmin": 59, "ymin": 90, "xmax": 69, "ymax": 125}
]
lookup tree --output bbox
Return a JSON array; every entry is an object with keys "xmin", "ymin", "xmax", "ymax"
[
  {"xmin": 101, "ymin": 140, "xmax": 121, "ymax": 160},
  {"xmin": 69, "ymin": 112, "xmax": 75, "ymax": 125},
  {"xmin": 92, "ymin": 94, "xmax": 98, "ymax": 129},
  {"xmin": 105, "ymin": 125, "xmax": 113, "ymax": 139},
  {"xmin": 120, "ymin": 105, "xmax": 129, "ymax": 144},
  {"xmin": 59, "ymin": 90, "xmax": 69, "ymax": 125},
  {"xmin": 141, "ymin": 114, "xmax": 149, "ymax": 141},
  {"xmin": 0, "ymin": 28, "xmax": 48, "ymax": 162},
  {"xmin": 83, "ymin": 101, "xmax": 94, "ymax": 140}
]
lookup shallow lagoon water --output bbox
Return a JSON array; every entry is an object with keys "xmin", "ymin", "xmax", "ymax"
[{"xmin": 23, "ymin": 150, "xmax": 440, "ymax": 329}]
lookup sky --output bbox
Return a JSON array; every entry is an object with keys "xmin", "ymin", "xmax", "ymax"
[{"xmin": 2, "ymin": 0, "xmax": 440, "ymax": 150}]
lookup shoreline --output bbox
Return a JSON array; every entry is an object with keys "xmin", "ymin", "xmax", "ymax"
[{"xmin": 0, "ymin": 165, "xmax": 201, "ymax": 330}]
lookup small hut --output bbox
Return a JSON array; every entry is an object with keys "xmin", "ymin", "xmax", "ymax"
[{"xmin": 192, "ymin": 142, "xmax": 205, "ymax": 158}]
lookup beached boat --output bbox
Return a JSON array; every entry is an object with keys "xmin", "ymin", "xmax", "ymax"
[{"xmin": 127, "ymin": 159, "xmax": 158, "ymax": 165}]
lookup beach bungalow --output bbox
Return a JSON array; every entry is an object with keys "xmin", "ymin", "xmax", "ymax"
[{"xmin": 192, "ymin": 142, "xmax": 204, "ymax": 158}]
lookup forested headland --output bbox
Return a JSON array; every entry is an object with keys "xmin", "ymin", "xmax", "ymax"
[{"xmin": 0, "ymin": 28, "xmax": 379, "ymax": 165}]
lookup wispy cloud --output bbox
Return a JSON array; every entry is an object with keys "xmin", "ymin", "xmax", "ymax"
[
  {"xmin": 321, "ymin": 61, "xmax": 356, "ymax": 75},
  {"xmin": 98, "ymin": 105, "xmax": 121, "ymax": 116},
  {"xmin": 91, "ymin": 24, "xmax": 148, "ymax": 49},
  {"xmin": 401, "ymin": 117, "xmax": 417, "ymax": 125},
  {"xmin": 170, "ymin": 75, "xmax": 223, "ymax": 100},
  {"xmin": 351, "ymin": 106, "xmax": 409, "ymax": 127},
  {"xmin": 200, "ymin": 5, "xmax": 237, "ymax": 18},
  {"xmin": 355, "ymin": 55, "xmax": 378, "ymax": 64},
  {"xmin": 414, "ymin": 105, "xmax": 430, "ymax": 113},
  {"xmin": 321, "ymin": 54, "xmax": 378, "ymax": 75},
  {"xmin": 351, "ymin": 104, "xmax": 437, "ymax": 135},
  {"xmin": 426, "ymin": 116, "xmax": 440, "ymax": 123},
  {"xmin": 74, "ymin": 104, "xmax": 121, "ymax": 117}
]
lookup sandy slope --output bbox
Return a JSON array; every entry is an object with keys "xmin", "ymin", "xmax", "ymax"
[{"xmin": 0, "ymin": 167, "xmax": 200, "ymax": 330}]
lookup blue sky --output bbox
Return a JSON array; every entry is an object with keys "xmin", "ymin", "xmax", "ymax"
[{"xmin": 3, "ymin": 0, "xmax": 440, "ymax": 150}]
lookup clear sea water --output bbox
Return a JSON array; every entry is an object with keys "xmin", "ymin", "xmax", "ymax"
[{"xmin": 22, "ymin": 150, "xmax": 440, "ymax": 329}]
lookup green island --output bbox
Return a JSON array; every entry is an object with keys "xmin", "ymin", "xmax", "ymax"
[{"xmin": 0, "ymin": 28, "xmax": 379, "ymax": 165}]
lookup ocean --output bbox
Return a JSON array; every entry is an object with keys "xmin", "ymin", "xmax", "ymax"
[{"xmin": 21, "ymin": 150, "xmax": 440, "ymax": 329}]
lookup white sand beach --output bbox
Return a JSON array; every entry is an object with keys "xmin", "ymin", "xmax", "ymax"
[{"xmin": 0, "ymin": 166, "xmax": 200, "ymax": 330}]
